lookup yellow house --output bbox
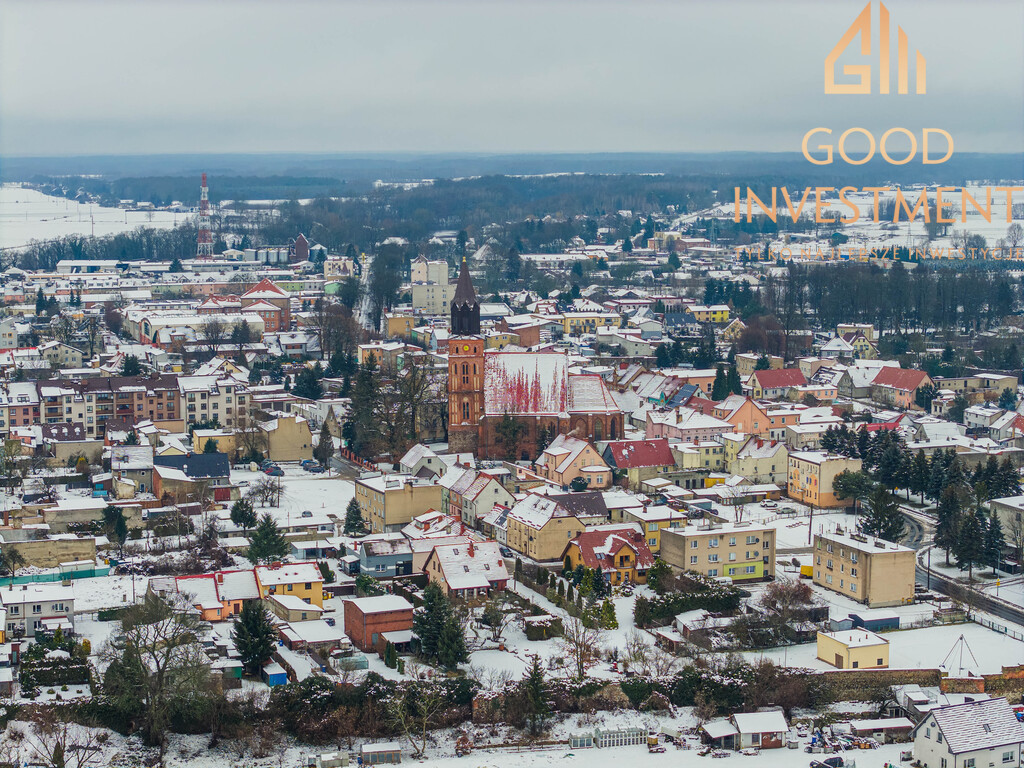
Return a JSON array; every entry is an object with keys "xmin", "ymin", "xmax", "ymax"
[
  {"xmin": 813, "ymin": 530, "xmax": 915, "ymax": 607},
  {"xmin": 787, "ymin": 451, "xmax": 862, "ymax": 508},
  {"xmin": 384, "ymin": 312, "xmax": 415, "ymax": 340},
  {"xmin": 191, "ymin": 428, "xmax": 237, "ymax": 458},
  {"xmin": 561, "ymin": 312, "xmax": 620, "ymax": 336},
  {"xmin": 621, "ymin": 505, "xmax": 687, "ymax": 553},
  {"xmin": 720, "ymin": 319, "xmax": 746, "ymax": 344},
  {"xmin": 685, "ymin": 304, "xmax": 730, "ymax": 323},
  {"xmin": 816, "ymin": 629, "xmax": 889, "ymax": 669},
  {"xmin": 259, "ymin": 414, "xmax": 313, "ymax": 462},
  {"xmin": 254, "ymin": 561, "xmax": 324, "ymax": 608},
  {"xmin": 561, "ymin": 524, "xmax": 655, "ymax": 585},
  {"xmin": 505, "ymin": 494, "xmax": 583, "ymax": 562},
  {"xmin": 485, "ymin": 330, "xmax": 520, "ymax": 350},
  {"xmin": 660, "ymin": 522, "xmax": 775, "ymax": 582},
  {"xmin": 355, "ymin": 473, "xmax": 443, "ymax": 533}
]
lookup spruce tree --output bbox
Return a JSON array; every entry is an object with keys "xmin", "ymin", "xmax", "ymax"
[
  {"xmin": 910, "ymin": 451, "xmax": 930, "ymax": 502},
  {"xmin": 413, "ymin": 582, "xmax": 450, "ymax": 660},
  {"xmin": 983, "ymin": 512, "xmax": 1005, "ymax": 575},
  {"xmin": 313, "ymin": 421, "xmax": 334, "ymax": 468},
  {"xmin": 726, "ymin": 365, "xmax": 743, "ymax": 395},
  {"xmin": 522, "ymin": 654, "xmax": 550, "ymax": 736},
  {"xmin": 711, "ymin": 365, "xmax": 728, "ymax": 400},
  {"xmin": 861, "ymin": 485, "xmax": 906, "ymax": 543},
  {"xmin": 599, "ymin": 599, "xmax": 618, "ymax": 630},
  {"xmin": 934, "ymin": 486, "xmax": 963, "ymax": 564},
  {"xmin": 343, "ymin": 498, "xmax": 366, "ymax": 535},
  {"xmin": 230, "ymin": 498, "xmax": 257, "ymax": 534},
  {"xmin": 247, "ymin": 513, "xmax": 289, "ymax": 564},
  {"xmin": 437, "ymin": 613, "xmax": 468, "ymax": 669},
  {"xmin": 953, "ymin": 510, "xmax": 985, "ymax": 578},
  {"xmin": 232, "ymin": 600, "xmax": 277, "ymax": 673}
]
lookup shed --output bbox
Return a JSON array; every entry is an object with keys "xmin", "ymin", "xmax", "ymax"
[
  {"xmin": 360, "ymin": 742, "xmax": 402, "ymax": 764},
  {"xmin": 850, "ymin": 612, "xmax": 900, "ymax": 632},
  {"xmin": 849, "ymin": 717, "xmax": 914, "ymax": 743},
  {"xmin": 262, "ymin": 660, "xmax": 289, "ymax": 687},
  {"xmin": 731, "ymin": 710, "xmax": 788, "ymax": 749},
  {"xmin": 701, "ymin": 719, "xmax": 739, "ymax": 749}
]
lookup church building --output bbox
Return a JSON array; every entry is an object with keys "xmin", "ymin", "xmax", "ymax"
[{"xmin": 447, "ymin": 259, "xmax": 623, "ymax": 459}]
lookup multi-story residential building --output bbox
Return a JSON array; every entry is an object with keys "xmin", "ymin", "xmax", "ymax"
[
  {"xmin": 254, "ymin": 561, "xmax": 324, "ymax": 607},
  {"xmin": 870, "ymin": 367, "xmax": 933, "ymax": 410},
  {"xmin": 787, "ymin": 451, "xmax": 863, "ymax": 508},
  {"xmin": 411, "ymin": 282, "xmax": 454, "ymax": 315},
  {"xmin": 660, "ymin": 522, "xmax": 775, "ymax": 582},
  {"xmin": 410, "ymin": 257, "xmax": 448, "ymax": 285},
  {"xmin": 728, "ymin": 436, "xmax": 789, "ymax": 485},
  {"xmin": 685, "ymin": 304, "xmax": 730, "ymax": 323},
  {"xmin": 812, "ymin": 530, "xmax": 915, "ymax": 608},
  {"xmin": 746, "ymin": 368, "xmax": 808, "ymax": 400},
  {"xmin": 912, "ymin": 698, "xmax": 1024, "ymax": 768},
  {"xmin": 602, "ymin": 438, "xmax": 676, "ymax": 490},
  {"xmin": 619, "ymin": 504, "xmax": 687, "ymax": 553},
  {"xmin": 354, "ymin": 474, "xmax": 443, "ymax": 533},
  {"xmin": 438, "ymin": 466, "xmax": 515, "ymax": 527},
  {"xmin": 561, "ymin": 311, "xmax": 621, "ymax": 337},
  {"xmin": 0, "ymin": 583, "xmax": 75, "ymax": 638},
  {"xmin": 178, "ymin": 375, "xmax": 248, "ymax": 429},
  {"xmin": 561, "ymin": 524, "xmax": 654, "ymax": 586},
  {"xmin": 735, "ymin": 352, "xmax": 783, "ymax": 379},
  {"xmin": 504, "ymin": 494, "xmax": 584, "ymax": 562}
]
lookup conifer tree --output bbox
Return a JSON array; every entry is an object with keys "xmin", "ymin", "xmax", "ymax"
[
  {"xmin": 861, "ymin": 485, "xmax": 906, "ymax": 543},
  {"xmin": 247, "ymin": 513, "xmax": 289, "ymax": 564},
  {"xmin": 343, "ymin": 498, "xmax": 366, "ymax": 535},
  {"xmin": 232, "ymin": 601, "xmax": 277, "ymax": 673}
]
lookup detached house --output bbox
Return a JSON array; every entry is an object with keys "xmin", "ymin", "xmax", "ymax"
[
  {"xmin": 870, "ymin": 367, "xmax": 933, "ymax": 410},
  {"xmin": 912, "ymin": 697, "xmax": 1024, "ymax": 768},
  {"xmin": 602, "ymin": 438, "xmax": 675, "ymax": 490},
  {"xmin": 561, "ymin": 524, "xmax": 654, "ymax": 585},
  {"xmin": 423, "ymin": 541, "xmax": 509, "ymax": 599},
  {"xmin": 746, "ymin": 368, "xmax": 807, "ymax": 400},
  {"xmin": 536, "ymin": 434, "xmax": 610, "ymax": 490}
]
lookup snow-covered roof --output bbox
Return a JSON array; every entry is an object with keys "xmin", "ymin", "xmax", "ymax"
[
  {"xmin": 921, "ymin": 698, "xmax": 1024, "ymax": 754},
  {"xmin": 732, "ymin": 710, "xmax": 788, "ymax": 734},
  {"xmin": 345, "ymin": 595, "xmax": 413, "ymax": 614}
]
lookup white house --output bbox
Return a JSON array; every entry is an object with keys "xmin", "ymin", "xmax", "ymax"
[
  {"xmin": 913, "ymin": 698, "xmax": 1024, "ymax": 768},
  {"xmin": 0, "ymin": 583, "xmax": 76, "ymax": 638}
]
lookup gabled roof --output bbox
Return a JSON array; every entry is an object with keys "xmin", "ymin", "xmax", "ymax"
[
  {"xmin": 563, "ymin": 524, "xmax": 655, "ymax": 573},
  {"xmin": 871, "ymin": 367, "xmax": 930, "ymax": 391},
  {"xmin": 604, "ymin": 438, "xmax": 674, "ymax": 469},
  {"xmin": 153, "ymin": 452, "xmax": 230, "ymax": 479},
  {"xmin": 241, "ymin": 278, "xmax": 288, "ymax": 300},
  {"xmin": 916, "ymin": 698, "xmax": 1024, "ymax": 755},
  {"xmin": 751, "ymin": 368, "xmax": 807, "ymax": 389},
  {"xmin": 425, "ymin": 541, "xmax": 508, "ymax": 591}
]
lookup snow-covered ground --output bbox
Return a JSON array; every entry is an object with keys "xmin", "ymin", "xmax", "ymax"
[
  {"xmin": 740, "ymin": 621, "xmax": 1022, "ymax": 675},
  {"xmin": 231, "ymin": 464, "xmax": 356, "ymax": 520},
  {"xmin": 0, "ymin": 183, "xmax": 185, "ymax": 250}
]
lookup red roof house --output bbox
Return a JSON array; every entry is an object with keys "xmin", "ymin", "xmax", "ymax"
[{"xmin": 561, "ymin": 524, "xmax": 655, "ymax": 586}]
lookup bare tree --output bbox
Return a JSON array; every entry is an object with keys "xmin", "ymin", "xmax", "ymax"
[
  {"xmin": 236, "ymin": 420, "xmax": 268, "ymax": 461},
  {"xmin": 201, "ymin": 317, "xmax": 227, "ymax": 356},
  {"xmin": 385, "ymin": 682, "xmax": 448, "ymax": 757},
  {"xmin": 481, "ymin": 595, "xmax": 515, "ymax": 643},
  {"xmin": 1007, "ymin": 222, "xmax": 1024, "ymax": 249},
  {"xmin": 103, "ymin": 593, "xmax": 210, "ymax": 757},
  {"xmin": 24, "ymin": 710, "xmax": 106, "ymax": 768},
  {"xmin": 246, "ymin": 475, "xmax": 279, "ymax": 507},
  {"xmin": 622, "ymin": 628, "xmax": 678, "ymax": 676},
  {"xmin": 559, "ymin": 616, "xmax": 603, "ymax": 679}
]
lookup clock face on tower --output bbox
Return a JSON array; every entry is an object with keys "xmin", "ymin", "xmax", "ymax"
[{"xmin": 463, "ymin": 345, "xmax": 470, "ymax": 351}]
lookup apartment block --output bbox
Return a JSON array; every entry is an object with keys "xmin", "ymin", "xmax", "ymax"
[
  {"xmin": 660, "ymin": 522, "xmax": 775, "ymax": 582},
  {"xmin": 812, "ymin": 530, "xmax": 915, "ymax": 608}
]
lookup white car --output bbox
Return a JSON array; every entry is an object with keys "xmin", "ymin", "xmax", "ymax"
[{"xmin": 760, "ymin": 500, "xmax": 778, "ymax": 508}]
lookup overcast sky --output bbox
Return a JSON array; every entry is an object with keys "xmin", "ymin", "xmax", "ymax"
[{"xmin": 1, "ymin": 0, "xmax": 1021, "ymax": 157}]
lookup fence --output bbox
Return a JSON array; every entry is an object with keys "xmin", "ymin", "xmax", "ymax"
[
  {"xmin": 6, "ymin": 566, "xmax": 110, "ymax": 586},
  {"xmin": 975, "ymin": 616, "xmax": 1024, "ymax": 642}
]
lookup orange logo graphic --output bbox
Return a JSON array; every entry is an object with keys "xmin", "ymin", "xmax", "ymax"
[{"xmin": 825, "ymin": 2, "xmax": 926, "ymax": 95}]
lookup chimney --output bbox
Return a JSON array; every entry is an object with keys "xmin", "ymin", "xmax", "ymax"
[
  {"xmin": 217, "ymin": 572, "xmax": 224, "ymax": 584},
  {"xmin": 271, "ymin": 561, "xmax": 282, "ymax": 569},
  {"xmin": 468, "ymin": 542, "xmax": 475, "ymax": 557}
]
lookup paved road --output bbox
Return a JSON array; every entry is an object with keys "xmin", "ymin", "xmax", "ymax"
[{"xmin": 897, "ymin": 504, "xmax": 1024, "ymax": 628}]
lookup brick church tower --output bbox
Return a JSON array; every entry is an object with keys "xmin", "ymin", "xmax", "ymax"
[{"xmin": 448, "ymin": 257, "xmax": 483, "ymax": 453}]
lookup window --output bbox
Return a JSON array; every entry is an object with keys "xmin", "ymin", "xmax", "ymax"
[
  {"xmin": 709, "ymin": 538, "xmax": 719, "ymax": 548},
  {"xmin": 877, "ymin": 658, "xmax": 883, "ymax": 665},
  {"xmin": 690, "ymin": 556, "xmax": 698, "ymax": 565},
  {"xmin": 746, "ymin": 535, "xmax": 757, "ymax": 545},
  {"xmin": 708, "ymin": 554, "xmax": 719, "ymax": 563},
  {"xmin": 963, "ymin": 759, "xmax": 973, "ymax": 768},
  {"xmin": 729, "ymin": 537, "xmax": 736, "ymax": 546},
  {"xmin": 648, "ymin": 538, "xmax": 657, "ymax": 547},
  {"xmin": 940, "ymin": 758, "xmax": 947, "ymax": 768},
  {"xmin": 1002, "ymin": 751, "xmax": 1014, "ymax": 763},
  {"xmin": 707, "ymin": 569, "xmax": 718, "ymax": 577},
  {"xmin": 937, "ymin": 734, "xmax": 943, "ymax": 745},
  {"xmin": 32, "ymin": 604, "xmax": 41, "ymax": 614},
  {"xmin": 691, "ymin": 540, "xmax": 698, "ymax": 549},
  {"xmin": 729, "ymin": 553, "xmax": 736, "ymax": 561},
  {"xmin": 850, "ymin": 583, "xmax": 857, "ymax": 593},
  {"xmin": 375, "ymin": 564, "xmax": 386, "ymax": 572},
  {"xmin": 745, "ymin": 566, "xmax": 757, "ymax": 574}
]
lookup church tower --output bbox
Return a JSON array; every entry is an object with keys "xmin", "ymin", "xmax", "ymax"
[{"xmin": 448, "ymin": 257, "xmax": 483, "ymax": 453}]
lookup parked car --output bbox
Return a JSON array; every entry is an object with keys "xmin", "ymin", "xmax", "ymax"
[
  {"xmin": 307, "ymin": 464, "xmax": 326, "ymax": 473},
  {"xmin": 264, "ymin": 467, "xmax": 284, "ymax": 477},
  {"xmin": 499, "ymin": 546, "xmax": 513, "ymax": 558},
  {"xmin": 810, "ymin": 758, "xmax": 844, "ymax": 768},
  {"xmin": 760, "ymin": 500, "xmax": 778, "ymax": 508},
  {"xmin": 300, "ymin": 459, "xmax": 318, "ymax": 468}
]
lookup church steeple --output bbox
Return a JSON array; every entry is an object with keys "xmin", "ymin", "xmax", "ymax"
[{"xmin": 450, "ymin": 256, "xmax": 480, "ymax": 336}]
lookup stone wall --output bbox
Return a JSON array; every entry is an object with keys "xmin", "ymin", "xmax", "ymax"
[{"xmin": 820, "ymin": 668, "xmax": 942, "ymax": 702}]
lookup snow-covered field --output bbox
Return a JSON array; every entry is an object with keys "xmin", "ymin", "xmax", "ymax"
[{"xmin": 0, "ymin": 183, "xmax": 185, "ymax": 250}]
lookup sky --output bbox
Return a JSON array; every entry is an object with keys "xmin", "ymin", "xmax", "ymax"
[{"xmin": 0, "ymin": 0, "xmax": 1022, "ymax": 157}]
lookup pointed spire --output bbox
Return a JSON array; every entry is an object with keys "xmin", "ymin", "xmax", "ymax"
[{"xmin": 453, "ymin": 255, "xmax": 477, "ymax": 308}]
